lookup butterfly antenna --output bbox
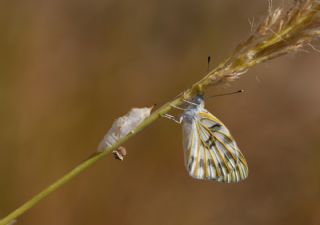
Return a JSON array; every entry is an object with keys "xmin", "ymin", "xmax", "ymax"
[
  {"xmin": 208, "ymin": 89, "xmax": 244, "ymax": 98},
  {"xmin": 207, "ymin": 56, "xmax": 211, "ymax": 73}
]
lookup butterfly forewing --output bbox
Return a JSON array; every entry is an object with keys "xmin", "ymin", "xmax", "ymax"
[{"xmin": 183, "ymin": 110, "xmax": 248, "ymax": 183}]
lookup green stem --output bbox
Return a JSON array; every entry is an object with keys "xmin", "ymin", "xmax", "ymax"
[
  {"xmin": 0, "ymin": 152, "xmax": 106, "ymax": 225},
  {"xmin": 0, "ymin": 98, "xmax": 183, "ymax": 225}
]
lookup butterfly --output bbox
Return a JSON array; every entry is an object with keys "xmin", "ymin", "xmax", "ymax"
[{"xmin": 165, "ymin": 94, "xmax": 248, "ymax": 183}]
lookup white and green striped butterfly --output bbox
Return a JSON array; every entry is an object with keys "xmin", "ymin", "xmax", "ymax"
[{"xmin": 165, "ymin": 94, "xmax": 248, "ymax": 183}]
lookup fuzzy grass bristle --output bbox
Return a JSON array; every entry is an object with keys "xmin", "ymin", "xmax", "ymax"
[{"xmin": 189, "ymin": 0, "xmax": 320, "ymax": 93}]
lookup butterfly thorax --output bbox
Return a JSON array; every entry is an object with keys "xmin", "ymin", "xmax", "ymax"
[{"xmin": 182, "ymin": 95, "xmax": 205, "ymax": 123}]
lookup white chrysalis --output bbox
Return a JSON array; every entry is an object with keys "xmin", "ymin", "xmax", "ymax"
[{"xmin": 97, "ymin": 106, "xmax": 154, "ymax": 153}]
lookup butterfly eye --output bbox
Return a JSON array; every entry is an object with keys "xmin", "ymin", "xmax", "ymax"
[{"xmin": 193, "ymin": 95, "xmax": 204, "ymax": 105}]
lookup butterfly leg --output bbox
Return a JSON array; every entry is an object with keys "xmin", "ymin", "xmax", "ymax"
[
  {"xmin": 183, "ymin": 99, "xmax": 199, "ymax": 106},
  {"xmin": 170, "ymin": 103, "xmax": 186, "ymax": 111},
  {"xmin": 161, "ymin": 114, "xmax": 183, "ymax": 124}
]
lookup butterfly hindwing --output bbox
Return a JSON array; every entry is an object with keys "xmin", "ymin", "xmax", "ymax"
[{"xmin": 183, "ymin": 110, "xmax": 248, "ymax": 183}]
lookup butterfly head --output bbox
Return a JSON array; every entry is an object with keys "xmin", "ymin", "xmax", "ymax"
[{"xmin": 192, "ymin": 94, "xmax": 205, "ymax": 106}]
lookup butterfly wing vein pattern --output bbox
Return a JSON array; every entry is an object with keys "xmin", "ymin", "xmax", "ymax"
[{"xmin": 183, "ymin": 108, "xmax": 248, "ymax": 183}]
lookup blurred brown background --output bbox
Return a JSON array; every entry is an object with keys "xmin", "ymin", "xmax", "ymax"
[{"xmin": 1, "ymin": 0, "xmax": 320, "ymax": 224}]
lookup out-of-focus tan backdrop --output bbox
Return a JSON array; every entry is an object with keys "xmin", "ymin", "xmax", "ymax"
[{"xmin": 1, "ymin": 0, "xmax": 319, "ymax": 224}]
